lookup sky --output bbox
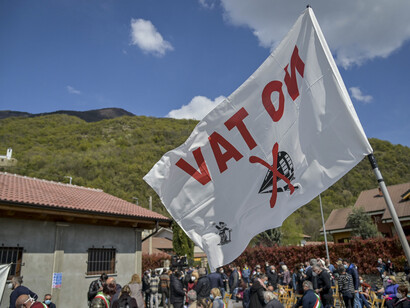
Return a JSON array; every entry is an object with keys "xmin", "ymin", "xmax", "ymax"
[{"xmin": 0, "ymin": 0, "xmax": 409, "ymax": 147}]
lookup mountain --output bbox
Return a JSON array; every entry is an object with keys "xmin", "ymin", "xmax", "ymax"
[
  {"xmin": 0, "ymin": 113, "xmax": 409, "ymax": 238},
  {"xmin": 0, "ymin": 108, "xmax": 135, "ymax": 122}
]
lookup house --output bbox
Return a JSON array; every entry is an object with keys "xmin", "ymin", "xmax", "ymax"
[
  {"xmin": 0, "ymin": 172, "xmax": 171, "ymax": 307},
  {"xmin": 322, "ymin": 182, "xmax": 410, "ymax": 243}
]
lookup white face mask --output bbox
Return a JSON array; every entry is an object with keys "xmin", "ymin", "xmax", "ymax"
[
  {"xmin": 191, "ymin": 276, "xmax": 196, "ymax": 282},
  {"xmin": 7, "ymin": 282, "xmax": 13, "ymax": 290},
  {"xmin": 397, "ymin": 293, "xmax": 403, "ymax": 299}
]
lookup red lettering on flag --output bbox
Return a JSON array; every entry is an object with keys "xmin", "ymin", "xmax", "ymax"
[
  {"xmin": 249, "ymin": 143, "xmax": 295, "ymax": 208},
  {"xmin": 224, "ymin": 107, "xmax": 257, "ymax": 150},
  {"xmin": 262, "ymin": 80, "xmax": 285, "ymax": 122},
  {"xmin": 284, "ymin": 45, "xmax": 305, "ymax": 101},
  {"xmin": 176, "ymin": 148, "xmax": 212, "ymax": 185},
  {"xmin": 209, "ymin": 132, "xmax": 243, "ymax": 173}
]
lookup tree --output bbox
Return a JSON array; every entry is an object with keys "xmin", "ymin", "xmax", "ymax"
[
  {"xmin": 172, "ymin": 221, "xmax": 194, "ymax": 259},
  {"xmin": 347, "ymin": 207, "xmax": 381, "ymax": 239}
]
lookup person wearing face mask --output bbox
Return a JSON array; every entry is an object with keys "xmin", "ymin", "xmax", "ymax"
[
  {"xmin": 91, "ymin": 277, "xmax": 117, "ymax": 308},
  {"xmin": 263, "ymin": 291, "xmax": 283, "ymax": 308},
  {"xmin": 305, "ymin": 259, "xmax": 318, "ymax": 290},
  {"xmin": 391, "ymin": 285, "xmax": 410, "ymax": 308},
  {"xmin": 9, "ymin": 276, "xmax": 38, "ymax": 308},
  {"xmin": 42, "ymin": 294, "xmax": 56, "ymax": 308},
  {"xmin": 343, "ymin": 259, "xmax": 360, "ymax": 308},
  {"xmin": 15, "ymin": 294, "xmax": 44, "ymax": 308},
  {"xmin": 210, "ymin": 288, "xmax": 224, "ymax": 308},
  {"xmin": 265, "ymin": 264, "xmax": 278, "ymax": 291},
  {"xmin": 249, "ymin": 274, "xmax": 267, "ymax": 308},
  {"xmin": 293, "ymin": 264, "xmax": 305, "ymax": 295},
  {"xmin": 186, "ymin": 271, "xmax": 199, "ymax": 305},
  {"xmin": 383, "ymin": 276, "xmax": 399, "ymax": 307}
]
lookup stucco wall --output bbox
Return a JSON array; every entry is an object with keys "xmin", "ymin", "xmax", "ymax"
[{"xmin": 0, "ymin": 217, "xmax": 142, "ymax": 307}]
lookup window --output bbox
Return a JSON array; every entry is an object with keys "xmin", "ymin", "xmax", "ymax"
[
  {"xmin": 0, "ymin": 246, "xmax": 23, "ymax": 279},
  {"xmin": 87, "ymin": 248, "xmax": 116, "ymax": 275}
]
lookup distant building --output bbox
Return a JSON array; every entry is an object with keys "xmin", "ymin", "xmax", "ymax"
[
  {"xmin": 0, "ymin": 172, "xmax": 171, "ymax": 307},
  {"xmin": 322, "ymin": 182, "xmax": 410, "ymax": 243}
]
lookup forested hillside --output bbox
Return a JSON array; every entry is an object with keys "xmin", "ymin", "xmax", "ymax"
[{"xmin": 1, "ymin": 114, "xmax": 409, "ymax": 239}]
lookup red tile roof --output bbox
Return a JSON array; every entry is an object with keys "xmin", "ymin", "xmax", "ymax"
[
  {"xmin": 354, "ymin": 183, "xmax": 410, "ymax": 221},
  {"xmin": 0, "ymin": 172, "xmax": 169, "ymax": 221}
]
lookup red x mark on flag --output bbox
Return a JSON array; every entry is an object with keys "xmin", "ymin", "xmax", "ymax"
[{"xmin": 249, "ymin": 142, "xmax": 295, "ymax": 208}]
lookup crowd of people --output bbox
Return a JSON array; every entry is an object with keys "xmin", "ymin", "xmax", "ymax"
[{"xmin": 7, "ymin": 257, "xmax": 409, "ymax": 308}]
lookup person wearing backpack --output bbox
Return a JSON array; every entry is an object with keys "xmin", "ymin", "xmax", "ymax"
[{"xmin": 112, "ymin": 285, "xmax": 138, "ymax": 308}]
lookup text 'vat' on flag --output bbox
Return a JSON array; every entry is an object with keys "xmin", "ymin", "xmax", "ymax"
[{"xmin": 175, "ymin": 45, "xmax": 305, "ymax": 185}]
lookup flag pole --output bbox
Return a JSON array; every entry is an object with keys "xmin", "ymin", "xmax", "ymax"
[
  {"xmin": 319, "ymin": 194, "xmax": 330, "ymax": 262},
  {"xmin": 368, "ymin": 153, "xmax": 410, "ymax": 266}
]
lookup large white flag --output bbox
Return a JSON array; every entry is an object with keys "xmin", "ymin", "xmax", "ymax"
[
  {"xmin": 0, "ymin": 264, "xmax": 11, "ymax": 303},
  {"xmin": 144, "ymin": 7, "xmax": 372, "ymax": 270}
]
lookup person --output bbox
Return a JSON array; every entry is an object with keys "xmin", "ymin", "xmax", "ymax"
[
  {"xmin": 170, "ymin": 270, "xmax": 186, "ymax": 308},
  {"xmin": 376, "ymin": 258, "xmax": 386, "ymax": 277},
  {"xmin": 195, "ymin": 268, "xmax": 211, "ymax": 300},
  {"xmin": 242, "ymin": 265, "xmax": 251, "ymax": 286},
  {"xmin": 187, "ymin": 290, "xmax": 198, "ymax": 308},
  {"xmin": 384, "ymin": 276, "xmax": 399, "ymax": 307},
  {"xmin": 359, "ymin": 283, "xmax": 371, "ymax": 308},
  {"xmin": 326, "ymin": 260, "xmax": 335, "ymax": 274},
  {"xmin": 305, "ymin": 259, "xmax": 318, "ymax": 290},
  {"xmin": 208, "ymin": 269, "xmax": 224, "ymax": 293},
  {"xmin": 15, "ymin": 294, "xmax": 44, "ymax": 308},
  {"xmin": 219, "ymin": 267, "xmax": 229, "ymax": 295},
  {"xmin": 337, "ymin": 265, "xmax": 355, "ymax": 308},
  {"xmin": 210, "ymin": 288, "xmax": 224, "ymax": 308},
  {"xmin": 198, "ymin": 297, "xmax": 212, "ymax": 308},
  {"xmin": 142, "ymin": 270, "xmax": 151, "ymax": 308},
  {"xmin": 266, "ymin": 264, "xmax": 278, "ymax": 291},
  {"xmin": 43, "ymin": 294, "xmax": 56, "ymax": 308},
  {"xmin": 343, "ymin": 259, "xmax": 360, "ymax": 308},
  {"xmin": 391, "ymin": 285, "xmax": 410, "ymax": 308},
  {"xmin": 112, "ymin": 285, "xmax": 138, "ymax": 308},
  {"xmin": 252, "ymin": 265, "xmax": 263, "ymax": 281},
  {"xmin": 293, "ymin": 264, "xmax": 305, "ymax": 295},
  {"xmin": 264, "ymin": 291, "xmax": 284, "ymax": 308},
  {"xmin": 111, "ymin": 283, "xmax": 123, "ymax": 308},
  {"xmin": 282, "ymin": 265, "xmax": 291, "ymax": 287},
  {"xmin": 88, "ymin": 273, "xmax": 109, "ymax": 305},
  {"xmin": 128, "ymin": 273, "xmax": 145, "ymax": 308},
  {"xmin": 91, "ymin": 277, "xmax": 117, "ymax": 308},
  {"xmin": 312, "ymin": 265, "xmax": 332, "ymax": 308},
  {"xmin": 294, "ymin": 280, "xmax": 322, "ymax": 308},
  {"xmin": 249, "ymin": 274, "xmax": 267, "ymax": 308},
  {"xmin": 159, "ymin": 269, "xmax": 171, "ymax": 308},
  {"xmin": 9, "ymin": 276, "xmax": 38, "ymax": 308},
  {"xmin": 149, "ymin": 270, "xmax": 160, "ymax": 308},
  {"xmin": 229, "ymin": 264, "xmax": 240, "ymax": 298},
  {"xmin": 387, "ymin": 260, "xmax": 396, "ymax": 276}
]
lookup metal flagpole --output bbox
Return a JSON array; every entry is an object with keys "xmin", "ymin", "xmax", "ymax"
[
  {"xmin": 319, "ymin": 193, "xmax": 330, "ymax": 262},
  {"xmin": 368, "ymin": 153, "xmax": 410, "ymax": 266}
]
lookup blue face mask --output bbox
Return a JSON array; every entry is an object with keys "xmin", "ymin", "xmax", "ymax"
[
  {"xmin": 264, "ymin": 281, "xmax": 268, "ymax": 285},
  {"xmin": 210, "ymin": 295, "xmax": 214, "ymax": 300},
  {"xmin": 344, "ymin": 265, "xmax": 348, "ymax": 269},
  {"xmin": 44, "ymin": 300, "xmax": 51, "ymax": 305}
]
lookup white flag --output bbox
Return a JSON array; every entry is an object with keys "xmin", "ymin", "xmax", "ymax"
[
  {"xmin": 144, "ymin": 7, "xmax": 372, "ymax": 270},
  {"xmin": 0, "ymin": 264, "xmax": 11, "ymax": 303}
]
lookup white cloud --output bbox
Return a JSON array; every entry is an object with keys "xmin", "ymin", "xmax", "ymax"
[
  {"xmin": 198, "ymin": 0, "xmax": 217, "ymax": 9},
  {"xmin": 167, "ymin": 95, "xmax": 226, "ymax": 120},
  {"xmin": 130, "ymin": 18, "xmax": 173, "ymax": 57},
  {"xmin": 220, "ymin": 1, "xmax": 410, "ymax": 68},
  {"xmin": 350, "ymin": 87, "xmax": 373, "ymax": 103},
  {"xmin": 67, "ymin": 85, "xmax": 81, "ymax": 95}
]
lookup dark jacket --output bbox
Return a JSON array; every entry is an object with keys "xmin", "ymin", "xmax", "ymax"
[
  {"xmin": 249, "ymin": 280, "xmax": 265, "ymax": 308},
  {"xmin": 208, "ymin": 272, "xmax": 224, "ymax": 290},
  {"xmin": 229, "ymin": 269, "xmax": 240, "ymax": 291},
  {"xmin": 195, "ymin": 276, "xmax": 211, "ymax": 300},
  {"xmin": 265, "ymin": 267, "xmax": 278, "ymax": 290},
  {"xmin": 394, "ymin": 297, "xmax": 410, "ymax": 308},
  {"xmin": 112, "ymin": 294, "xmax": 138, "ymax": 308},
  {"xmin": 317, "ymin": 270, "xmax": 332, "ymax": 305},
  {"xmin": 265, "ymin": 299, "xmax": 284, "ymax": 308},
  {"xmin": 346, "ymin": 264, "xmax": 359, "ymax": 290},
  {"xmin": 170, "ymin": 276, "xmax": 186, "ymax": 304},
  {"xmin": 296, "ymin": 289, "xmax": 321, "ymax": 308},
  {"xmin": 305, "ymin": 268, "xmax": 317, "ymax": 290},
  {"xmin": 10, "ymin": 285, "xmax": 38, "ymax": 308}
]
